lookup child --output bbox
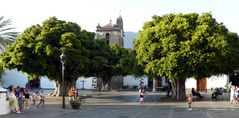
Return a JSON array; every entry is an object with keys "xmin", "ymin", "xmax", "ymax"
[
  {"xmin": 139, "ymin": 87, "xmax": 145, "ymax": 104},
  {"xmin": 186, "ymin": 94, "xmax": 193, "ymax": 111},
  {"xmin": 30, "ymin": 91, "xmax": 37, "ymax": 108},
  {"xmin": 37, "ymin": 91, "xmax": 45, "ymax": 108}
]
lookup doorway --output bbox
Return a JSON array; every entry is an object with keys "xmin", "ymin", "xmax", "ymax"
[{"xmin": 197, "ymin": 77, "xmax": 207, "ymax": 92}]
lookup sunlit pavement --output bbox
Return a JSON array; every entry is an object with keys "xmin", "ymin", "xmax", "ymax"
[{"xmin": 2, "ymin": 90, "xmax": 239, "ymax": 118}]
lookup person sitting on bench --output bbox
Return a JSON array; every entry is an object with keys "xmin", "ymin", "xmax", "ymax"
[
  {"xmin": 212, "ymin": 88, "xmax": 223, "ymax": 99},
  {"xmin": 191, "ymin": 88, "xmax": 203, "ymax": 99}
]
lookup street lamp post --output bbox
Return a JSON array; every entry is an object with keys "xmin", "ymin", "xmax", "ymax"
[{"xmin": 60, "ymin": 49, "xmax": 66, "ymax": 109}]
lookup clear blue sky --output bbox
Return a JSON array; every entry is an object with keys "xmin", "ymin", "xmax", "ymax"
[{"xmin": 1, "ymin": 0, "xmax": 238, "ymax": 33}]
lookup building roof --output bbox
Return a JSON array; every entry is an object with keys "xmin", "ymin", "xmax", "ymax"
[{"xmin": 96, "ymin": 21, "xmax": 121, "ymax": 31}]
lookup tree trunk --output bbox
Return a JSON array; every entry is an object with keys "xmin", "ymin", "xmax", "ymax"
[
  {"xmin": 152, "ymin": 78, "xmax": 158, "ymax": 92},
  {"xmin": 101, "ymin": 77, "xmax": 111, "ymax": 91},
  {"xmin": 51, "ymin": 80, "xmax": 58, "ymax": 96},
  {"xmin": 56, "ymin": 82, "xmax": 61, "ymax": 97},
  {"xmin": 171, "ymin": 78, "xmax": 186, "ymax": 99},
  {"xmin": 49, "ymin": 79, "xmax": 75, "ymax": 97}
]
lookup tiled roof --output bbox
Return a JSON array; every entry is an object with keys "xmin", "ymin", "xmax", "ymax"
[{"xmin": 96, "ymin": 22, "xmax": 121, "ymax": 31}]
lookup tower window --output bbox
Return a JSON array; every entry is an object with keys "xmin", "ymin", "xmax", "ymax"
[{"xmin": 106, "ymin": 33, "xmax": 110, "ymax": 45}]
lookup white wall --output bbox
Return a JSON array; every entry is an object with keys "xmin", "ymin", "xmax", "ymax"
[
  {"xmin": 185, "ymin": 78, "xmax": 196, "ymax": 89},
  {"xmin": 2, "ymin": 69, "xmax": 94, "ymax": 89},
  {"xmin": 185, "ymin": 74, "xmax": 228, "ymax": 89},
  {"xmin": 40, "ymin": 77, "xmax": 54, "ymax": 89},
  {"xmin": 1, "ymin": 70, "xmax": 28, "ymax": 88},
  {"xmin": 0, "ymin": 88, "xmax": 10, "ymax": 115},
  {"xmin": 123, "ymin": 76, "xmax": 148, "ymax": 88},
  {"xmin": 207, "ymin": 75, "xmax": 228, "ymax": 89},
  {"xmin": 40, "ymin": 77, "xmax": 94, "ymax": 89},
  {"xmin": 76, "ymin": 77, "xmax": 93, "ymax": 89}
]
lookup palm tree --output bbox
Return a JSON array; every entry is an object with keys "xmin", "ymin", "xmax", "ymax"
[
  {"xmin": 0, "ymin": 16, "xmax": 18, "ymax": 85},
  {"xmin": 0, "ymin": 60, "xmax": 4, "ymax": 85},
  {"xmin": 0, "ymin": 16, "xmax": 18, "ymax": 51}
]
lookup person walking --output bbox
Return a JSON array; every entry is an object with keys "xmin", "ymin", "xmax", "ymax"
[
  {"xmin": 186, "ymin": 94, "xmax": 193, "ymax": 111},
  {"xmin": 18, "ymin": 87, "xmax": 25, "ymax": 113},
  {"xmin": 167, "ymin": 81, "xmax": 172, "ymax": 97},
  {"xmin": 235, "ymin": 86, "xmax": 239, "ymax": 103},
  {"xmin": 228, "ymin": 82, "xmax": 232, "ymax": 93},
  {"xmin": 37, "ymin": 91, "xmax": 45, "ymax": 108},
  {"xmin": 8, "ymin": 86, "xmax": 21, "ymax": 113},
  {"xmin": 139, "ymin": 87, "xmax": 146, "ymax": 104},
  {"xmin": 230, "ymin": 86, "xmax": 236, "ymax": 104},
  {"xmin": 24, "ymin": 89, "xmax": 30, "ymax": 109},
  {"xmin": 30, "ymin": 91, "xmax": 37, "ymax": 108}
]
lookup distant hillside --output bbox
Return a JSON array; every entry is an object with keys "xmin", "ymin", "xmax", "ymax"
[{"xmin": 124, "ymin": 31, "xmax": 138, "ymax": 49}]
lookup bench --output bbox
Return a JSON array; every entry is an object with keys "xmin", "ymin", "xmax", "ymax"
[
  {"xmin": 155, "ymin": 86, "xmax": 164, "ymax": 91},
  {"xmin": 212, "ymin": 88, "xmax": 223, "ymax": 100},
  {"xmin": 191, "ymin": 91, "xmax": 203, "ymax": 99}
]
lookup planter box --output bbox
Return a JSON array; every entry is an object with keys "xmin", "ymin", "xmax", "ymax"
[{"xmin": 71, "ymin": 104, "xmax": 80, "ymax": 109}]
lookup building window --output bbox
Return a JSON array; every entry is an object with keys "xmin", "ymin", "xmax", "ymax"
[{"xmin": 106, "ymin": 33, "xmax": 110, "ymax": 45}]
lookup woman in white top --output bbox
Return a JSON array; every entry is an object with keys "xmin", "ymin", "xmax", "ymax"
[
  {"xmin": 8, "ymin": 86, "xmax": 21, "ymax": 113},
  {"xmin": 230, "ymin": 86, "xmax": 236, "ymax": 104}
]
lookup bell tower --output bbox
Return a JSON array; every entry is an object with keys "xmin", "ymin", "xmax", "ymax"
[{"xmin": 95, "ymin": 15, "xmax": 124, "ymax": 47}]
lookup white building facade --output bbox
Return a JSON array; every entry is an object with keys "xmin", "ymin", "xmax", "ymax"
[{"xmin": 1, "ymin": 69, "xmax": 229, "ymax": 91}]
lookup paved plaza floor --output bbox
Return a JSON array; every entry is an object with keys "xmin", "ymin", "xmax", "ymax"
[{"xmin": 1, "ymin": 90, "xmax": 239, "ymax": 118}]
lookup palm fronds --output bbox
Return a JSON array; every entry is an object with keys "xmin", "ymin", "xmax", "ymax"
[{"xmin": 0, "ymin": 16, "xmax": 18, "ymax": 51}]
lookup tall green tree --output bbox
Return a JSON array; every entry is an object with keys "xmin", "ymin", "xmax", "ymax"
[
  {"xmin": 120, "ymin": 50, "xmax": 145, "ymax": 78},
  {"xmin": 134, "ymin": 13, "xmax": 239, "ymax": 99},
  {"xmin": 0, "ymin": 17, "xmax": 94, "ymax": 96},
  {"xmin": 86, "ymin": 40, "xmax": 129, "ymax": 90}
]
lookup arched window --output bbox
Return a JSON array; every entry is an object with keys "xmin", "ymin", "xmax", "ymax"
[{"xmin": 106, "ymin": 33, "xmax": 110, "ymax": 45}]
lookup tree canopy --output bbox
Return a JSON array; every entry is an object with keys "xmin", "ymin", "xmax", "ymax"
[
  {"xmin": 134, "ymin": 13, "xmax": 239, "ymax": 99},
  {"xmin": 0, "ymin": 17, "xmax": 95, "ymax": 83},
  {"xmin": 119, "ymin": 50, "xmax": 145, "ymax": 78},
  {"xmin": 85, "ymin": 40, "xmax": 130, "ymax": 90}
]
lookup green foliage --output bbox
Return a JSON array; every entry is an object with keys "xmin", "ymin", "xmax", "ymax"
[
  {"xmin": 27, "ymin": 74, "xmax": 39, "ymax": 81},
  {"xmin": 0, "ymin": 17, "xmax": 95, "ymax": 82},
  {"xmin": 134, "ymin": 13, "xmax": 239, "ymax": 79},
  {"xmin": 69, "ymin": 99, "xmax": 82, "ymax": 105},
  {"xmin": 86, "ymin": 39, "xmax": 128, "ymax": 79},
  {"xmin": 69, "ymin": 99, "xmax": 82, "ymax": 109},
  {"xmin": 119, "ymin": 50, "xmax": 145, "ymax": 78}
]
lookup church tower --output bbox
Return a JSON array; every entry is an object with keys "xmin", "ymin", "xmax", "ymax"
[
  {"xmin": 95, "ymin": 15, "xmax": 124, "ymax": 47},
  {"xmin": 95, "ymin": 15, "xmax": 124, "ymax": 90}
]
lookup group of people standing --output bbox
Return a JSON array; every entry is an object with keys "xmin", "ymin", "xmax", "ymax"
[{"xmin": 7, "ymin": 85, "xmax": 45, "ymax": 113}]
